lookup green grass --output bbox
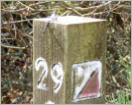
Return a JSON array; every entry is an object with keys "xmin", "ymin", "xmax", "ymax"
[
  {"xmin": 105, "ymin": 55, "xmax": 131, "ymax": 104},
  {"xmin": 107, "ymin": 89, "xmax": 131, "ymax": 104}
]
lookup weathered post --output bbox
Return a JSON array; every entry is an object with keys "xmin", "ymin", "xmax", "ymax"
[{"xmin": 33, "ymin": 16, "xmax": 106, "ymax": 104}]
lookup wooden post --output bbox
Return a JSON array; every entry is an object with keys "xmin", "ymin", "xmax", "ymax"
[{"xmin": 33, "ymin": 16, "xmax": 106, "ymax": 104}]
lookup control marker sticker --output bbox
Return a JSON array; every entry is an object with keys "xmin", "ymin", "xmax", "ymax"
[{"xmin": 72, "ymin": 61, "xmax": 102, "ymax": 102}]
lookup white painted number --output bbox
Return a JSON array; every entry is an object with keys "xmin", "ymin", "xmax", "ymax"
[
  {"xmin": 51, "ymin": 62, "xmax": 64, "ymax": 94},
  {"xmin": 45, "ymin": 100, "xmax": 55, "ymax": 104},
  {"xmin": 35, "ymin": 57, "xmax": 64, "ymax": 94},
  {"xmin": 35, "ymin": 57, "xmax": 48, "ymax": 90}
]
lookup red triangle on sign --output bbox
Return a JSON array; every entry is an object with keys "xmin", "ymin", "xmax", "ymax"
[{"xmin": 78, "ymin": 70, "xmax": 99, "ymax": 99}]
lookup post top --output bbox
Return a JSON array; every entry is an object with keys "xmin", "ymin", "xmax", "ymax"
[{"xmin": 34, "ymin": 16, "xmax": 106, "ymax": 25}]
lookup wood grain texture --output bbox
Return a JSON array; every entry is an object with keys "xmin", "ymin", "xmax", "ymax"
[
  {"xmin": 33, "ymin": 20, "xmax": 66, "ymax": 104},
  {"xmin": 65, "ymin": 22, "xmax": 107, "ymax": 104},
  {"xmin": 33, "ymin": 17, "xmax": 106, "ymax": 104}
]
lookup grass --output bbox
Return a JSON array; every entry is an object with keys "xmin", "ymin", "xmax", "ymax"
[{"xmin": 105, "ymin": 55, "xmax": 131, "ymax": 104}]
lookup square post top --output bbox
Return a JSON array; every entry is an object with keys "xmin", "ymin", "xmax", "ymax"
[{"xmin": 34, "ymin": 16, "xmax": 106, "ymax": 25}]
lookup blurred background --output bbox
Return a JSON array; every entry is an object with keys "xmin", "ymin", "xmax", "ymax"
[{"xmin": 1, "ymin": 1, "xmax": 131, "ymax": 104}]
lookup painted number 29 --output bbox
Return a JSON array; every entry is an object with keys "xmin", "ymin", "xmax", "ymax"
[{"xmin": 35, "ymin": 57, "xmax": 64, "ymax": 94}]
